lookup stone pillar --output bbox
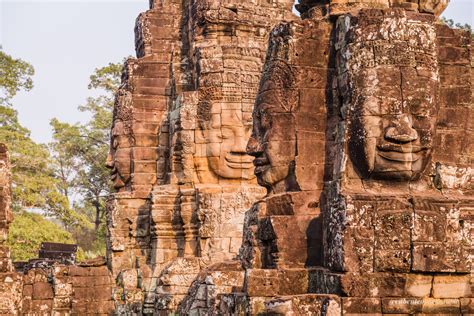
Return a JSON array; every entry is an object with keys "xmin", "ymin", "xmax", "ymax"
[
  {"xmin": 106, "ymin": 2, "xmax": 186, "ymax": 312},
  {"xmin": 0, "ymin": 144, "xmax": 12, "ymax": 273},
  {"xmin": 147, "ymin": 0, "xmax": 296, "ymax": 313},
  {"xmin": 0, "ymin": 145, "xmax": 22, "ymax": 314}
]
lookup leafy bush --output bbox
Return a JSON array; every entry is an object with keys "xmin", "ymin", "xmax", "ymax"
[{"xmin": 6, "ymin": 211, "xmax": 81, "ymax": 261}]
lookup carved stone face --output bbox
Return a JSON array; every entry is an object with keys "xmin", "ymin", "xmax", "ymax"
[
  {"xmin": 247, "ymin": 61, "xmax": 297, "ymax": 192},
  {"xmin": 106, "ymin": 121, "xmax": 131, "ymax": 189},
  {"xmin": 203, "ymin": 105, "xmax": 255, "ymax": 180},
  {"xmin": 349, "ymin": 69, "xmax": 438, "ymax": 180},
  {"xmin": 247, "ymin": 91, "xmax": 296, "ymax": 190},
  {"xmin": 344, "ymin": 16, "xmax": 439, "ymax": 181}
]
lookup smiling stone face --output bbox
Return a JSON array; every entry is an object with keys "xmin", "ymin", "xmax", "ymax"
[
  {"xmin": 205, "ymin": 106, "xmax": 255, "ymax": 180},
  {"xmin": 348, "ymin": 67, "xmax": 438, "ymax": 180},
  {"xmin": 340, "ymin": 11, "xmax": 440, "ymax": 181}
]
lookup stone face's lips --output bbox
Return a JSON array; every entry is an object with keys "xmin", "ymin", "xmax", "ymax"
[
  {"xmin": 377, "ymin": 143, "xmax": 429, "ymax": 153},
  {"xmin": 253, "ymin": 156, "xmax": 270, "ymax": 174},
  {"xmin": 225, "ymin": 154, "xmax": 254, "ymax": 164},
  {"xmin": 376, "ymin": 142, "xmax": 429, "ymax": 162},
  {"xmin": 226, "ymin": 162, "xmax": 254, "ymax": 169},
  {"xmin": 225, "ymin": 154, "xmax": 254, "ymax": 169},
  {"xmin": 377, "ymin": 151, "xmax": 421, "ymax": 162}
]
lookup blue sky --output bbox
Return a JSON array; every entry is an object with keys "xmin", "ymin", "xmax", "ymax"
[{"xmin": 1, "ymin": 0, "xmax": 473, "ymax": 144}]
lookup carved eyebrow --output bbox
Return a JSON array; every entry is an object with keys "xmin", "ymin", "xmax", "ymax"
[{"xmin": 255, "ymin": 102, "xmax": 277, "ymax": 113}]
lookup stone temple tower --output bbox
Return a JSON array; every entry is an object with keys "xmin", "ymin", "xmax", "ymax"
[{"xmin": 0, "ymin": 0, "xmax": 471, "ymax": 314}]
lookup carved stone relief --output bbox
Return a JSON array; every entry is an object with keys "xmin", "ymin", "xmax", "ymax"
[
  {"xmin": 338, "ymin": 10, "xmax": 440, "ymax": 180},
  {"xmin": 247, "ymin": 59, "xmax": 300, "ymax": 194}
]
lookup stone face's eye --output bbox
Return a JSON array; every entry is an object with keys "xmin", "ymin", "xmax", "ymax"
[
  {"xmin": 388, "ymin": 102, "xmax": 403, "ymax": 115},
  {"xmin": 221, "ymin": 128, "xmax": 233, "ymax": 140},
  {"xmin": 258, "ymin": 106, "xmax": 272, "ymax": 130},
  {"xmin": 409, "ymin": 97, "xmax": 431, "ymax": 117}
]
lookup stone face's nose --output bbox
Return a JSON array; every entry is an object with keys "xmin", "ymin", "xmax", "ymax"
[
  {"xmin": 232, "ymin": 135, "xmax": 248, "ymax": 154},
  {"xmin": 246, "ymin": 136, "xmax": 263, "ymax": 157},
  {"xmin": 384, "ymin": 115, "xmax": 419, "ymax": 144}
]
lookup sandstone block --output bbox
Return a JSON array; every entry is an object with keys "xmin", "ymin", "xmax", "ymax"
[
  {"xmin": 22, "ymin": 284, "xmax": 33, "ymax": 297},
  {"xmin": 278, "ymin": 269, "xmax": 309, "ymax": 296},
  {"xmin": 246, "ymin": 269, "xmax": 279, "ymax": 297},
  {"xmin": 275, "ymin": 295, "xmax": 342, "ymax": 315},
  {"xmin": 30, "ymin": 299, "xmax": 53, "ymax": 312},
  {"xmin": 404, "ymin": 274, "xmax": 432, "ymax": 297},
  {"xmin": 343, "ymin": 297, "xmax": 381, "ymax": 314},
  {"xmin": 53, "ymin": 296, "xmax": 71, "ymax": 309},
  {"xmin": 32, "ymin": 282, "xmax": 54, "ymax": 300},
  {"xmin": 341, "ymin": 273, "xmax": 406, "ymax": 297},
  {"xmin": 54, "ymin": 282, "xmax": 73, "ymax": 297},
  {"xmin": 412, "ymin": 242, "xmax": 470, "ymax": 272},
  {"xmin": 461, "ymin": 298, "xmax": 474, "ymax": 314},
  {"xmin": 422, "ymin": 298, "xmax": 461, "ymax": 314},
  {"xmin": 432, "ymin": 275, "xmax": 471, "ymax": 298}
]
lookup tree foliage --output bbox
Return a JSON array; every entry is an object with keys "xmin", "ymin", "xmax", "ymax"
[
  {"xmin": 0, "ymin": 49, "xmax": 88, "ymax": 226},
  {"xmin": 7, "ymin": 211, "xmax": 80, "ymax": 262},
  {"xmin": 1, "ymin": 49, "xmax": 90, "ymax": 261},
  {"xmin": 0, "ymin": 105, "xmax": 90, "ymax": 227},
  {"xmin": 1, "ymin": 58, "xmax": 123, "ymax": 260},
  {"xmin": 88, "ymin": 62, "xmax": 122, "ymax": 92},
  {"xmin": 0, "ymin": 50, "xmax": 34, "ymax": 106},
  {"xmin": 49, "ymin": 62, "xmax": 122, "ymax": 256},
  {"xmin": 0, "ymin": 106, "xmax": 85, "ymax": 225}
]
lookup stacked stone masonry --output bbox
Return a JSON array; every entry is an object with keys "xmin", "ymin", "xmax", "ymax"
[{"xmin": 0, "ymin": 0, "xmax": 472, "ymax": 314}]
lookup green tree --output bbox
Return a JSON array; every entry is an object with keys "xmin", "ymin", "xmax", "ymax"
[
  {"xmin": 0, "ymin": 49, "xmax": 34, "ymax": 106},
  {"xmin": 0, "ymin": 102, "xmax": 89, "ymax": 227},
  {"xmin": 7, "ymin": 211, "xmax": 80, "ymax": 262},
  {"xmin": 49, "ymin": 62, "xmax": 122, "ymax": 256},
  {"xmin": 0, "ymin": 50, "xmax": 88, "ymax": 226},
  {"xmin": 1, "ymin": 49, "xmax": 86, "ymax": 261}
]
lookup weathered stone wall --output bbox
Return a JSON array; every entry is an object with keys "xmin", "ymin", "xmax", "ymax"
[
  {"xmin": 147, "ymin": 1, "xmax": 297, "ymax": 312},
  {"xmin": 324, "ymin": 10, "xmax": 473, "ymax": 314},
  {"xmin": 297, "ymin": 0, "xmax": 449, "ymax": 17},
  {"xmin": 19, "ymin": 263, "xmax": 115, "ymax": 315}
]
